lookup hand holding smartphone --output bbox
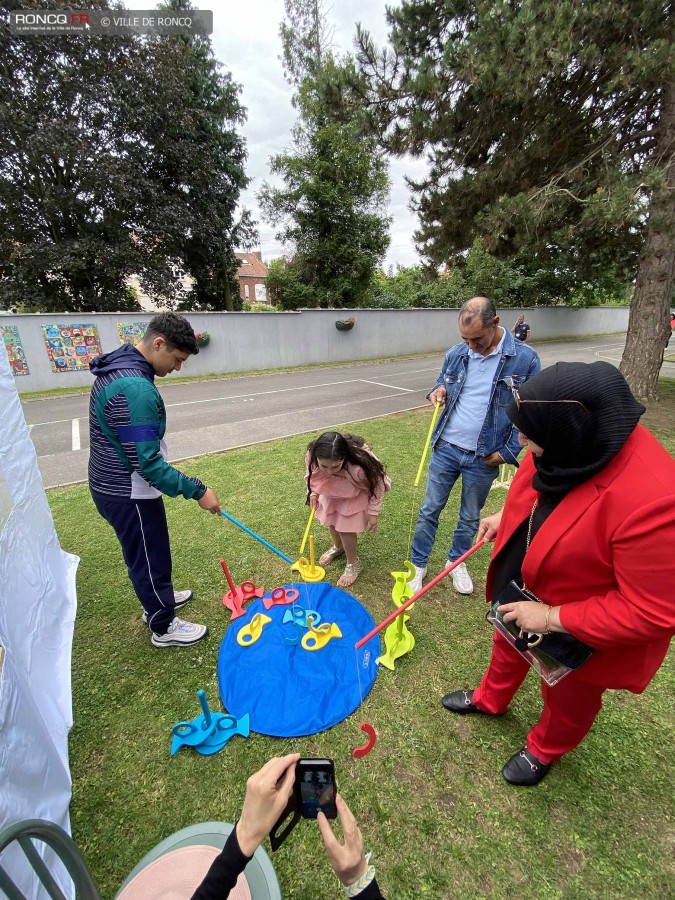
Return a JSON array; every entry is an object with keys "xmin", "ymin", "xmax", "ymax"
[
  {"xmin": 296, "ymin": 757, "xmax": 337, "ymax": 819},
  {"xmin": 269, "ymin": 756, "xmax": 337, "ymax": 850}
]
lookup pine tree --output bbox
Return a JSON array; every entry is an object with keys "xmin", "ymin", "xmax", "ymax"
[{"xmin": 356, "ymin": 0, "xmax": 673, "ymax": 397}]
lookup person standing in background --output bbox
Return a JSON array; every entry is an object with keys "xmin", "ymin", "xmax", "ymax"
[{"xmin": 511, "ymin": 314, "xmax": 531, "ymax": 342}]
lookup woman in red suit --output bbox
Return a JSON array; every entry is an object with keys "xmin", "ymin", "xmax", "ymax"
[{"xmin": 442, "ymin": 361, "xmax": 675, "ymax": 785}]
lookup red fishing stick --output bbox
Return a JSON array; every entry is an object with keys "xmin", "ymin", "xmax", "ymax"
[{"xmin": 354, "ymin": 540, "xmax": 487, "ymax": 650}]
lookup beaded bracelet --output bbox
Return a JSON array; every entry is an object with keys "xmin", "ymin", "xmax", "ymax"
[{"xmin": 345, "ymin": 864, "xmax": 376, "ymax": 897}]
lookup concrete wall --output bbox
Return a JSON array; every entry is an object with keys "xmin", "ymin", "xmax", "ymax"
[{"xmin": 1, "ymin": 306, "xmax": 630, "ymax": 393}]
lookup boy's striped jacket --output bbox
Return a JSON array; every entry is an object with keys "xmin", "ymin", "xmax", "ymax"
[{"xmin": 88, "ymin": 343, "xmax": 206, "ymax": 501}]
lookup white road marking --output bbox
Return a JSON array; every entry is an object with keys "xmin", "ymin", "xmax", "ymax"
[
  {"xmin": 29, "ymin": 417, "xmax": 73, "ymax": 427},
  {"xmin": 163, "ymin": 374, "xmax": 432, "ymax": 409},
  {"xmin": 206, "ymin": 390, "xmax": 428, "ymax": 426},
  {"xmin": 71, "ymin": 418, "xmax": 80, "ymax": 451},
  {"xmin": 360, "ymin": 379, "xmax": 414, "ymax": 392}
]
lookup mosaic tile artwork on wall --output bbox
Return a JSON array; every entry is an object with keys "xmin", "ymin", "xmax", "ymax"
[
  {"xmin": 1, "ymin": 324, "xmax": 29, "ymax": 376},
  {"xmin": 42, "ymin": 323, "xmax": 103, "ymax": 373},
  {"xmin": 117, "ymin": 321, "xmax": 147, "ymax": 345}
]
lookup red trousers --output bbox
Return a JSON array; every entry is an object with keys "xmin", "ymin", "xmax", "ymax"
[{"xmin": 473, "ymin": 633, "xmax": 605, "ymax": 764}]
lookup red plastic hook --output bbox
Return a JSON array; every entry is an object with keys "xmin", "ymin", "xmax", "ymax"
[{"xmin": 352, "ymin": 722, "xmax": 377, "ymax": 759}]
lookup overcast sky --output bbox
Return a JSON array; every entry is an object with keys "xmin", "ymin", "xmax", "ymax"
[{"xmin": 190, "ymin": 0, "xmax": 428, "ymax": 269}]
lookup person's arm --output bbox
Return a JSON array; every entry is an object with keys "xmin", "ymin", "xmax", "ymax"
[
  {"xmin": 500, "ymin": 494, "xmax": 675, "ymax": 644},
  {"xmin": 499, "ymin": 426, "xmax": 522, "ymax": 466},
  {"xmin": 190, "ymin": 754, "xmax": 300, "ymax": 900},
  {"xmin": 188, "ymin": 829, "xmax": 250, "ymax": 900},
  {"xmin": 365, "ymin": 473, "xmax": 389, "ymax": 524},
  {"xmin": 523, "ymin": 325, "xmax": 531, "ymax": 342},
  {"xmin": 364, "ymin": 451, "xmax": 391, "ymax": 522},
  {"xmin": 197, "ymin": 487, "xmax": 221, "ymax": 514},
  {"xmin": 497, "ymin": 352, "xmax": 542, "ymax": 464},
  {"xmin": 477, "ymin": 510, "xmax": 503, "ymax": 542},
  {"xmin": 317, "ymin": 795, "xmax": 385, "ymax": 898},
  {"xmin": 426, "ymin": 349, "xmax": 451, "ymax": 403},
  {"xmin": 557, "ymin": 495, "xmax": 675, "ymax": 648},
  {"xmin": 113, "ymin": 382, "xmax": 213, "ymax": 503},
  {"xmin": 482, "ymin": 450, "xmax": 505, "ymax": 468},
  {"xmin": 304, "ymin": 450, "xmax": 319, "ymax": 509}
]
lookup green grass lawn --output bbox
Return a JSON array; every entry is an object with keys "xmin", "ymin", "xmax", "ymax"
[{"xmin": 50, "ymin": 406, "xmax": 675, "ymax": 899}]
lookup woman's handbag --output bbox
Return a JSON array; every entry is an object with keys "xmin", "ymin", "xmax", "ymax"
[
  {"xmin": 486, "ymin": 501, "xmax": 595, "ymax": 685},
  {"xmin": 487, "ymin": 581, "xmax": 594, "ymax": 686},
  {"xmin": 488, "ymin": 580, "xmax": 594, "ymax": 668}
]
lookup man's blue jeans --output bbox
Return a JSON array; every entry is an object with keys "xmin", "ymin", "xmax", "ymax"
[{"xmin": 411, "ymin": 440, "xmax": 498, "ymax": 567}]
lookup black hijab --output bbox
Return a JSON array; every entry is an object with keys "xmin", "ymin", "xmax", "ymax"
[{"xmin": 507, "ymin": 361, "xmax": 645, "ymax": 494}]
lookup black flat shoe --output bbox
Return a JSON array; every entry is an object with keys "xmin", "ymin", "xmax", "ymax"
[
  {"xmin": 441, "ymin": 689, "xmax": 484, "ymax": 714},
  {"xmin": 502, "ymin": 748, "xmax": 552, "ymax": 786}
]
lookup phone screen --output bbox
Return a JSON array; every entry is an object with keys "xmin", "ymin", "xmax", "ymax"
[{"xmin": 296, "ymin": 758, "xmax": 337, "ymax": 819}]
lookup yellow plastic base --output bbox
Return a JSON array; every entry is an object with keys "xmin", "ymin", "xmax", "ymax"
[{"xmin": 290, "ymin": 558, "xmax": 326, "ymax": 583}]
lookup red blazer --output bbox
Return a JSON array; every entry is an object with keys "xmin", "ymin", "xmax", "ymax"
[{"xmin": 486, "ymin": 425, "xmax": 675, "ymax": 691}]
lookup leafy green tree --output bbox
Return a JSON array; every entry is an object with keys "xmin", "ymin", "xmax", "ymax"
[
  {"xmin": 367, "ymin": 242, "xmax": 630, "ymax": 311},
  {"xmin": 258, "ymin": 0, "xmax": 390, "ymax": 310},
  {"xmin": 356, "ymin": 0, "xmax": 673, "ymax": 397},
  {"xmin": 0, "ymin": 0, "xmax": 252, "ymax": 312},
  {"xmin": 266, "ymin": 257, "xmax": 317, "ymax": 309},
  {"xmin": 151, "ymin": 0, "xmax": 256, "ymax": 311},
  {"xmin": 368, "ymin": 266, "xmax": 430, "ymax": 308}
]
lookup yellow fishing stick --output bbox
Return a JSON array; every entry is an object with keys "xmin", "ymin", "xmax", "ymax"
[
  {"xmin": 299, "ymin": 507, "xmax": 315, "ymax": 556},
  {"xmin": 414, "ymin": 401, "xmax": 442, "ymax": 486}
]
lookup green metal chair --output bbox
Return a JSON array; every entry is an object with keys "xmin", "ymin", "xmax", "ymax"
[
  {"xmin": 0, "ymin": 819, "xmax": 281, "ymax": 900},
  {"xmin": 0, "ymin": 819, "xmax": 102, "ymax": 900}
]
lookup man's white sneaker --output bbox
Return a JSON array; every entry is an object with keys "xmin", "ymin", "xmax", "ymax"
[
  {"xmin": 142, "ymin": 590, "xmax": 192, "ymax": 624},
  {"xmin": 409, "ymin": 565, "xmax": 427, "ymax": 595},
  {"xmin": 448, "ymin": 561, "xmax": 473, "ymax": 595},
  {"xmin": 151, "ymin": 616, "xmax": 208, "ymax": 648}
]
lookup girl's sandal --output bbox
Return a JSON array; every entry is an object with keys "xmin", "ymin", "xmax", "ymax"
[
  {"xmin": 319, "ymin": 545, "xmax": 345, "ymax": 566},
  {"xmin": 337, "ymin": 560, "xmax": 362, "ymax": 588}
]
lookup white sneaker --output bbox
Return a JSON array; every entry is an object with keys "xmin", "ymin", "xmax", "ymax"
[
  {"xmin": 142, "ymin": 590, "xmax": 192, "ymax": 624},
  {"xmin": 448, "ymin": 561, "xmax": 473, "ymax": 595},
  {"xmin": 151, "ymin": 616, "xmax": 208, "ymax": 648},
  {"xmin": 409, "ymin": 565, "xmax": 427, "ymax": 595}
]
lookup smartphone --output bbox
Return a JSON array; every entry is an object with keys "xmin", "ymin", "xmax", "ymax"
[{"xmin": 295, "ymin": 757, "xmax": 337, "ymax": 819}]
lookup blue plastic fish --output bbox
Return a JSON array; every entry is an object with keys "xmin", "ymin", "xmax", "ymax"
[{"xmin": 282, "ymin": 607, "xmax": 321, "ymax": 627}]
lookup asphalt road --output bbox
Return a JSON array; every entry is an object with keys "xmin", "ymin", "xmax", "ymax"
[{"xmin": 22, "ymin": 333, "xmax": 674, "ymax": 489}]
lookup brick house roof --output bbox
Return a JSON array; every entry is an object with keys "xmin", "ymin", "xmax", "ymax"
[{"xmin": 236, "ymin": 251, "xmax": 268, "ymax": 279}]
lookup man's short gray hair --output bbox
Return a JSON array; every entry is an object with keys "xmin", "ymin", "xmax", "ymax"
[{"xmin": 459, "ymin": 296, "xmax": 496, "ymax": 328}]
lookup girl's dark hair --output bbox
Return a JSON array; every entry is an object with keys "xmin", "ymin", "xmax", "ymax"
[{"xmin": 306, "ymin": 431, "xmax": 386, "ymax": 502}]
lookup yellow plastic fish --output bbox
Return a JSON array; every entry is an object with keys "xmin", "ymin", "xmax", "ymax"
[
  {"xmin": 301, "ymin": 615, "xmax": 342, "ymax": 651},
  {"xmin": 237, "ymin": 612, "xmax": 272, "ymax": 647}
]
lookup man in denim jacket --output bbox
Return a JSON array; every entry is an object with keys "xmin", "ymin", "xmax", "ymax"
[{"xmin": 409, "ymin": 297, "xmax": 540, "ymax": 595}]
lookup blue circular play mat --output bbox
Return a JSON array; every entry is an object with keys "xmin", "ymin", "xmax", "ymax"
[{"xmin": 218, "ymin": 581, "xmax": 380, "ymax": 737}]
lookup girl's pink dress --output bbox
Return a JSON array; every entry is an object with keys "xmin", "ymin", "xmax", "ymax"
[{"xmin": 305, "ymin": 449, "xmax": 391, "ymax": 533}]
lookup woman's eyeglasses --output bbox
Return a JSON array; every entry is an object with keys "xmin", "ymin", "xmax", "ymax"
[{"xmin": 511, "ymin": 386, "xmax": 590, "ymax": 413}]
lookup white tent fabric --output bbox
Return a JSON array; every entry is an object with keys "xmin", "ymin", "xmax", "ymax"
[{"xmin": 0, "ymin": 341, "xmax": 79, "ymax": 898}]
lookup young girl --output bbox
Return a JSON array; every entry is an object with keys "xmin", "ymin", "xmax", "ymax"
[{"xmin": 305, "ymin": 431, "xmax": 391, "ymax": 588}]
